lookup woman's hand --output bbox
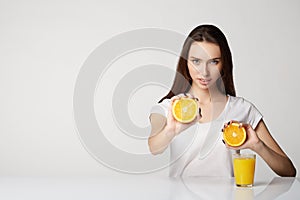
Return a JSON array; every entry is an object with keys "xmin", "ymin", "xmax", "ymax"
[
  {"xmin": 222, "ymin": 120, "xmax": 296, "ymax": 176},
  {"xmin": 165, "ymin": 93, "xmax": 201, "ymax": 137},
  {"xmin": 222, "ymin": 120, "xmax": 261, "ymax": 151},
  {"xmin": 148, "ymin": 93, "xmax": 201, "ymax": 155}
]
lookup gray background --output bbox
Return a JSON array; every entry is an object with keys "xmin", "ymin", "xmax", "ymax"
[{"xmin": 0, "ymin": 0, "xmax": 299, "ymax": 178}]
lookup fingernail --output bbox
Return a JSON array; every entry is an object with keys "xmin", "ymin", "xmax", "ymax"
[
  {"xmin": 221, "ymin": 129, "xmax": 224, "ymax": 132},
  {"xmin": 184, "ymin": 93, "xmax": 187, "ymax": 96},
  {"xmin": 222, "ymin": 139, "xmax": 225, "ymax": 144},
  {"xmin": 227, "ymin": 121, "xmax": 230, "ymax": 125},
  {"xmin": 195, "ymin": 98, "xmax": 199, "ymax": 101},
  {"xmin": 199, "ymin": 108, "xmax": 201, "ymax": 114}
]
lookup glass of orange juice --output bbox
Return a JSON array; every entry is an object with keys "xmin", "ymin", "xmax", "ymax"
[{"xmin": 232, "ymin": 154, "xmax": 256, "ymax": 187}]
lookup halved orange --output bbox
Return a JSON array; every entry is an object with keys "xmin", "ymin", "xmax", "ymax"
[
  {"xmin": 172, "ymin": 97, "xmax": 198, "ymax": 123},
  {"xmin": 223, "ymin": 122, "xmax": 247, "ymax": 147}
]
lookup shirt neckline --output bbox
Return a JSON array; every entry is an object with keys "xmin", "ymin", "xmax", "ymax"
[{"xmin": 197, "ymin": 95, "xmax": 231, "ymax": 125}]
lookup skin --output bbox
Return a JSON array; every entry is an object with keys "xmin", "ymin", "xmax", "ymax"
[{"xmin": 148, "ymin": 41, "xmax": 296, "ymax": 177}]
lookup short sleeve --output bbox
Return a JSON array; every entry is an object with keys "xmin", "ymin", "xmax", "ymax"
[
  {"xmin": 248, "ymin": 104, "xmax": 263, "ymax": 129},
  {"xmin": 227, "ymin": 96, "xmax": 263, "ymax": 130},
  {"xmin": 243, "ymin": 99, "xmax": 263, "ymax": 129},
  {"xmin": 149, "ymin": 99, "xmax": 171, "ymax": 117}
]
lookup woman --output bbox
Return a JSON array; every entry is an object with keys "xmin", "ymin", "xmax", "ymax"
[{"xmin": 148, "ymin": 24, "xmax": 296, "ymax": 177}]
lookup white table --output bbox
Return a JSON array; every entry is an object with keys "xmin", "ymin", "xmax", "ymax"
[{"xmin": 0, "ymin": 175, "xmax": 299, "ymax": 199}]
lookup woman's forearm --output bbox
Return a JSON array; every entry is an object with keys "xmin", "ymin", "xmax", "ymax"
[
  {"xmin": 252, "ymin": 141, "xmax": 296, "ymax": 177},
  {"xmin": 148, "ymin": 127, "xmax": 175, "ymax": 155}
]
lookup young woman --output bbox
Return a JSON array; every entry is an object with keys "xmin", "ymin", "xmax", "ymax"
[{"xmin": 148, "ymin": 24, "xmax": 296, "ymax": 177}]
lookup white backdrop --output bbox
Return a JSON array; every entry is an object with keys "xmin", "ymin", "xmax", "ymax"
[{"xmin": 0, "ymin": 0, "xmax": 299, "ymax": 178}]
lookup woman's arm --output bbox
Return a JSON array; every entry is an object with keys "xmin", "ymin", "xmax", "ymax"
[
  {"xmin": 148, "ymin": 94, "xmax": 201, "ymax": 155},
  {"xmin": 148, "ymin": 113, "xmax": 175, "ymax": 155},
  {"xmin": 226, "ymin": 120, "xmax": 296, "ymax": 177},
  {"xmin": 251, "ymin": 120, "xmax": 296, "ymax": 177}
]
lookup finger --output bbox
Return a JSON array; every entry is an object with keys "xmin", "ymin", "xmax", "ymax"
[
  {"xmin": 172, "ymin": 93, "xmax": 187, "ymax": 102},
  {"xmin": 223, "ymin": 121, "xmax": 230, "ymax": 129},
  {"xmin": 185, "ymin": 93, "xmax": 194, "ymax": 98},
  {"xmin": 223, "ymin": 120, "xmax": 241, "ymax": 129},
  {"xmin": 178, "ymin": 93, "xmax": 187, "ymax": 98},
  {"xmin": 236, "ymin": 122, "xmax": 252, "ymax": 131},
  {"xmin": 195, "ymin": 111, "xmax": 202, "ymax": 121},
  {"xmin": 238, "ymin": 122, "xmax": 243, "ymax": 128},
  {"xmin": 186, "ymin": 93, "xmax": 199, "ymax": 102},
  {"xmin": 230, "ymin": 120, "xmax": 239, "ymax": 124},
  {"xmin": 170, "ymin": 95, "xmax": 181, "ymax": 101},
  {"xmin": 170, "ymin": 96, "xmax": 183, "ymax": 105},
  {"xmin": 242, "ymin": 123, "xmax": 252, "ymax": 130},
  {"xmin": 167, "ymin": 105, "xmax": 176, "ymax": 124}
]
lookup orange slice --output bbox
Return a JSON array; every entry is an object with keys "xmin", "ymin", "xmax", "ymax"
[
  {"xmin": 172, "ymin": 97, "xmax": 198, "ymax": 123},
  {"xmin": 223, "ymin": 122, "xmax": 247, "ymax": 147}
]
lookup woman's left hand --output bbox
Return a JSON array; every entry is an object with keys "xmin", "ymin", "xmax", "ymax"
[
  {"xmin": 223, "ymin": 120, "xmax": 296, "ymax": 176},
  {"xmin": 222, "ymin": 121, "xmax": 261, "ymax": 151}
]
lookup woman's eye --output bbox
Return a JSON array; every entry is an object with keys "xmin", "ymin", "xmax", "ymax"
[
  {"xmin": 209, "ymin": 60, "xmax": 219, "ymax": 65},
  {"xmin": 192, "ymin": 59, "xmax": 200, "ymax": 65}
]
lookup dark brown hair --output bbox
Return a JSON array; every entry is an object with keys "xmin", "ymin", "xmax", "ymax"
[{"xmin": 159, "ymin": 24, "xmax": 236, "ymax": 103}]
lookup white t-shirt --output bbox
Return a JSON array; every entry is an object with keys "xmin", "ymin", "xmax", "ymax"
[{"xmin": 150, "ymin": 96, "xmax": 263, "ymax": 177}]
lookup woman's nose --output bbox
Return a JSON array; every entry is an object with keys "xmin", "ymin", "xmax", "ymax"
[{"xmin": 198, "ymin": 63, "xmax": 209, "ymax": 77}]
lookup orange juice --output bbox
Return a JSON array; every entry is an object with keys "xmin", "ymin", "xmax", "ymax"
[{"xmin": 233, "ymin": 154, "xmax": 256, "ymax": 187}]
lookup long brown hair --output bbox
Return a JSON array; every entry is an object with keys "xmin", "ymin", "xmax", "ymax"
[{"xmin": 159, "ymin": 24, "xmax": 236, "ymax": 103}]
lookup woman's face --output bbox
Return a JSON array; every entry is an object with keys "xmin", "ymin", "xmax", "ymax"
[{"xmin": 187, "ymin": 41, "xmax": 222, "ymax": 89}]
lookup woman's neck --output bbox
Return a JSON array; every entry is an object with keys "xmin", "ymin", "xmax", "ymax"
[{"xmin": 189, "ymin": 84, "xmax": 225, "ymax": 104}]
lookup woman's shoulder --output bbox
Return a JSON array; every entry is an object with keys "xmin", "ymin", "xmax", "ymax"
[
  {"xmin": 150, "ymin": 98, "xmax": 171, "ymax": 117},
  {"xmin": 227, "ymin": 95, "xmax": 263, "ymax": 128},
  {"xmin": 228, "ymin": 95, "xmax": 255, "ymax": 107},
  {"xmin": 228, "ymin": 95, "xmax": 262, "ymax": 114}
]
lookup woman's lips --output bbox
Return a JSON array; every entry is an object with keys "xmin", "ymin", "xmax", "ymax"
[{"xmin": 198, "ymin": 78, "xmax": 211, "ymax": 85}]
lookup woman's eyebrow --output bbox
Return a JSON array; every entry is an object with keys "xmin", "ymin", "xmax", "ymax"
[
  {"xmin": 189, "ymin": 56, "xmax": 221, "ymax": 60},
  {"xmin": 209, "ymin": 57, "xmax": 221, "ymax": 60},
  {"xmin": 189, "ymin": 56, "xmax": 202, "ymax": 59}
]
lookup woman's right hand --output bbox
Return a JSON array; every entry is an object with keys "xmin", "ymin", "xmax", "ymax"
[
  {"xmin": 165, "ymin": 93, "xmax": 201, "ymax": 137},
  {"xmin": 148, "ymin": 93, "xmax": 201, "ymax": 155}
]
